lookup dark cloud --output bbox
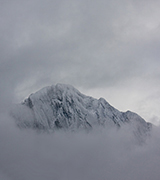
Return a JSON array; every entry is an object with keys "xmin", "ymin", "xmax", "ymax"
[{"xmin": 0, "ymin": 0, "xmax": 160, "ymax": 120}]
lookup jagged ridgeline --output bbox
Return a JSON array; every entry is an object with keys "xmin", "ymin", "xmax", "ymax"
[{"xmin": 11, "ymin": 84, "xmax": 151, "ymax": 135}]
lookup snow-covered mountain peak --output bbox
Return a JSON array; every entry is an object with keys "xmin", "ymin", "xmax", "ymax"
[{"xmin": 12, "ymin": 84, "xmax": 151, "ymax": 140}]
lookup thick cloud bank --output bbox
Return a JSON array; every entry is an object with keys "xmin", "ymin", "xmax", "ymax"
[{"xmin": 0, "ymin": 112, "xmax": 160, "ymax": 180}]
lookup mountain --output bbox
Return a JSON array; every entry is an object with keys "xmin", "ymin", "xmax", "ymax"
[{"xmin": 11, "ymin": 84, "xmax": 152, "ymax": 137}]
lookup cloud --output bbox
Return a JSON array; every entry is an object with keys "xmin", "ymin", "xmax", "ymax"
[
  {"xmin": 1, "ymin": 0, "xmax": 160, "ymax": 121},
  {"xmin": 0, "ymin": 112, "xmax": 160, "ymax": 180}
]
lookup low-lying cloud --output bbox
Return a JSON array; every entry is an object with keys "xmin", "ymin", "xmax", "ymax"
[{"xmin": 0, "ymin": 111, "xmax": 160, "ymax": 180}]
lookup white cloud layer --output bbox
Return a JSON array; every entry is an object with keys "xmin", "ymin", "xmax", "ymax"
[{"xmin": 0, "ymin": 112, "xmax": 160, "ymax": 180}]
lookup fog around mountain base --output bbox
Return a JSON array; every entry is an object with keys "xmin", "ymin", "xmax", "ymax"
[{"xmin": 0, "ymin": 111, "xmax": 160, "ymax": 180}]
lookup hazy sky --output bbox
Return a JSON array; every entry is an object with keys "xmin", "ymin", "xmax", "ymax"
[{"xmin": 1, "ymin": 0, "xmax": 160, "ymax": 124}]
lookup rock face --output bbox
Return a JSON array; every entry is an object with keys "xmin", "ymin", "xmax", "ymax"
[{"xmin": 12, "ymin": 84, "xmax": 151, "ymax": 136}]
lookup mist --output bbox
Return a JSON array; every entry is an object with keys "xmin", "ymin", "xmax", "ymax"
[
  {"xmin": 1, "ymin": 0, "xmax": 160, "ymax": 179},
  {"xmin": 0, "ymin": 111, "xmax": 160, "ymax": 180}
]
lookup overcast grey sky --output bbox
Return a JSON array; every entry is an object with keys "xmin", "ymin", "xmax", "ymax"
[{"xmin": 1, "ymin": 0, "xmax": 160, "ymax": 124}]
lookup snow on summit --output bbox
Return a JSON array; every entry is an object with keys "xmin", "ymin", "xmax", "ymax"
[{"xmin": 11, "ymin": 84, "xmax": 152, "ymax": 141}]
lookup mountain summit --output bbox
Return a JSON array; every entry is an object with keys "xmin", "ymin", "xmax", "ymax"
[{"xmin": 12, "ymin": 84, "xmax": 151, "ymax": 136}]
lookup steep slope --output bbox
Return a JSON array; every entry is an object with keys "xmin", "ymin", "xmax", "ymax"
[{"xmin": 11, "ymin": 84, "xmax": 152, "ymax": 136}]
